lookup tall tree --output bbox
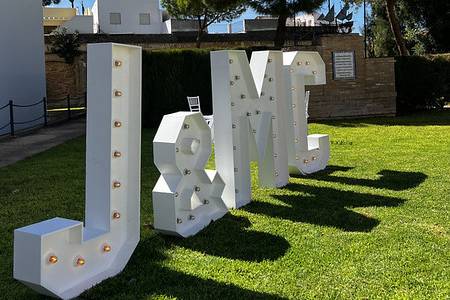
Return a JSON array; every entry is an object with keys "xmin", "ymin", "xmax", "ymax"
[
  {"xmin": 348, "ymin": 0, "xmax": 409, "ymax": 56},
  {"xmin": 384, "ymin": 0, "xmax": 409, "ymax": 55},
  {"xmin": 162, "ymin": 0, "xmax": 246, "ymax": 48},
  {"xmin": 42, "ymin": 0, "xmax": 61, "ymax": 6},
  {"xmin": 248, "ymin": 0, "xmax": 326, "ymax": 48},
  {"xmin": 402, "ymin": 0, "xmax": 450, "ymax": 53}
]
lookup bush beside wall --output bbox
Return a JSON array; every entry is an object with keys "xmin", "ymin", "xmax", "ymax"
[
  {"xmin": 142, "ymin": 49, "xmax": 212, "ymax": 128},
  {"xmin": 141, "ymin": 47, "xmax": 275, "ymax": 128},
  {"xmin": 396, "ymin": 54, "xmax": 450, "ymax": 113}
]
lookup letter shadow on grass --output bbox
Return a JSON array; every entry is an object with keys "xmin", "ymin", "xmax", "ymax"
[
  {"xmin": 293, "ymin": 165, "xmax": 427, "ymax": 191},
  {"xmin": 83, "ymin": 229, "xmax": 286, "ymax": 300},
  {"xmin": 243, "ymin": 183, "xmax": 405, "ymax": 232},
  {"xmin": 164, "ymin": 214, "xmax": 290, "ymax": 262}
]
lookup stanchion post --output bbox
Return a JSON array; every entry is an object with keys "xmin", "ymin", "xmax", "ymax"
[
  {"xmin": 43, "ymin": 97, "xmax": 48, "ymax": 126},
  {"xmin": 9, "ymin": 100, "xmax": 14, "ymax": 136},
  {"xmin": 67, "ymin": 94, "xmax": 72, "ymax": 120}
]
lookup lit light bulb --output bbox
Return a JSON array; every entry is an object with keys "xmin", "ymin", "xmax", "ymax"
[
  {"xmin": 114, "ymin": 60, "xmax": 122, "ymax": 67},
  {"xmin": 103, "ymin": 244, "xmax": 112, "ymax": 253},
  {"xmin": 114, "ymin": 90, "xmax": 123, "ymax": 97},
  {"xmin": 112, "ymin": 211, "xmax": 121, "ymax": 219},
  {"xmin": 114, "ymin": 121, "xmax": 122, "ymax": 128},
  {"xmin": 48, "ymin": 255, "xmax": 58, "ymax": 264},
  {"xmin": 113, "ymin": 151, "xmax": 122, "ymax": 158},
  {"xmin": 76, "ymin": 257, "xmax": 85, "ymax": 267},
  {"xmin": 113, "ymin": 181, "xmax": 121, "ymax": 188}
]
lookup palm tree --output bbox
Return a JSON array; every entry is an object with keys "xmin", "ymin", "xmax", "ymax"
[{"xmin": 249, "ymin": 0, "xmax": 326, "ymax": 48}]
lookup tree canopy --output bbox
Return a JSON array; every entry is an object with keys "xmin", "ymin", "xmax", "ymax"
[
  {"xmin": 42, "ymin": 0, "xmax": 61, "ymax": 6},
  {"xmin": 354, "ymin": 0, "xmax": 449, "ymax": 56},
  {"xmin": 162, "ymin": 0, "xmax": 247, "ymax": 47},
  {"xmin": 248, "ymin": 0, "xmax": 326, "ymax": 48}
]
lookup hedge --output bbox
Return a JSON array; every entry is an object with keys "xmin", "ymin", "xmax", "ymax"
[
  {"xmin": 395, "ymin": 54, "xmax": 450, "ymax": 113},
  {"xmin": 142, "ymin": 49, "xmax": 450, "ymax": 127},
  {"xmin": 141, "ymin": 47, "xmax": 276, "ymax": 128},
  {"xmin": 142, "ymin": 49, "xmax": 212, "ymax": 128}
]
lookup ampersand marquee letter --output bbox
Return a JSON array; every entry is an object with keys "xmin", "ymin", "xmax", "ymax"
[
  {"xmin": 282, "ymin": 52, "xmax": 330, "ymax": 175},
  {"xmin": 153, "ymin": 112, "xmax": 228, "ymax": 237},
  {"xmin": 13, "ymin": 43, "xmax": 142, "ymax": 299},
  {"xmin": 211, "ymin": 50, "xmax": 290, "ymax": 209}
]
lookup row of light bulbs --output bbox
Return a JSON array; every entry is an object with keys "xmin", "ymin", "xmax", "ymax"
[
  {"xmin": 46, "ymin": 59, "xmax": 126, "ymax": 269},
  {"xmin": 47, "ymin": 242, "xmax": 112, "ymax": 267},
  {"xmin": 174, "ymin": 123, "xmax": 211, "ymax": 224}
]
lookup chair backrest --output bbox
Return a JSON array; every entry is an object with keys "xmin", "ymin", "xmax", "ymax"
[
  {"xmin": 305, "ymin": 91, "xmax": 311, "ymax": 119},
  {"xmin": 187, "ymin": 96, "xmax": 201, "ymax": 113}
]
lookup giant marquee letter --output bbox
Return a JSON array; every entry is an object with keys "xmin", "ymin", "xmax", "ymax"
[
  {"xmin": 13, "ymin": 43, "xmax": 142, "ymax": 299},
  {"xmin": 153, "ymin": 112, "xmax": 227, "ymax": 237},
  {"xmin": 211, "ymin": 50, "xmax": 290, "ymax": 209},
  {"xmin": 282, "ymin": 52, "xmax": 330, "ymax": 175}
]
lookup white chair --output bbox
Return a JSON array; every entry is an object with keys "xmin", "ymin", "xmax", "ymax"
[
  {"xmin": 305, "ymin": 91, "xmax": 311, "ymax": 119},
  {"xmin": 187, "ymin": 96, "xmax": 214, "ymax": 128}
]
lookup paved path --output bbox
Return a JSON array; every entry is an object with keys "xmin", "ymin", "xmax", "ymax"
[{"xmin": 0, "ymin": 119, "xmax": 86, "ymax": 168}]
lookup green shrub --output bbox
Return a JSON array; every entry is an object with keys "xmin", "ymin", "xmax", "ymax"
[
  {"xmin": 50, "ymin": 28, "xmax": 81, "ymax": 64},
  {"xmin": 396, "ymin": 54, "xmax": 450, "ymax": 112},
  {"xmin": 141, "ymin": 47, "xmax": 276, "ymax": 128},
  {"xmin": 142, "ymin": 49, "xmax": 212, "ymax": 128}
]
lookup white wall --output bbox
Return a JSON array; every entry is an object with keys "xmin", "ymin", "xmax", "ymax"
[
  {"xmin": 92, "ymin": 0, "xmax": 99, "ymax": 33},
  {"xmin": 96, "ymin": 0, "xmax": 164, "ymax": 34},
  {"xmin": 0, "ymin": 0, "xmax": 47, "ymax": 136},
  {"xmin": 61, "ymin": 15, "xmax": 94, "ymax": 33}
]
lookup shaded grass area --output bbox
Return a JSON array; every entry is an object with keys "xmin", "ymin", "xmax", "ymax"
[{"xmin": 1, "ymin": 111, "xmax": 449, "ymax": 299}]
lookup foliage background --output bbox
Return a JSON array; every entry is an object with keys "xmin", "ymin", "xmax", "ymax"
[
  {"xmin": 142, "ymin": 49, "xmax": 213, "ymax": 128},
  {"xmin": 395, "ymin": 54, "xmax": 450, "ymax": 112},
  {"xmin": 141, "ymin": 48, "xmax": 449, "ymax": 127}
]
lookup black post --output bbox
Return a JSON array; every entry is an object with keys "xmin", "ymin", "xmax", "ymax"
[
  {"xmin": 67, "ymin": 94, "xmax": 72, "ymax": 120},
  {"xmin": 9, "ymin": 100, "xmax": 14, "ymax": 136},
  {"xmin": 84, "ymin": 91, "xmax": 87, "ymax": 112},
  {"xmin": 43, "ymin": 97, "xmax": 48, "ymax": 126},
  {"xmin": 364, "ymin": 0, "xmax": 367, "ymax": 58}
]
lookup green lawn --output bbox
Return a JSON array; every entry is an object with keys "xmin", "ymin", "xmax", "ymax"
[{"xmin": 1, "ymin": 111, "xmax": 449, "ymax": 299}]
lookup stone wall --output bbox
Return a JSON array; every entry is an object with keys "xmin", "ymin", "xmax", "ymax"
[
  {"xmin": 305, "ymin": 34, "xmax": 397, "ymax": 119},
  {"xmin": 44, "ymin": 33, "xmax": 396, "ymax": 119},
  {"xmin": 45, "ymin": 53, "xmax": 86, "ymax": 102}
]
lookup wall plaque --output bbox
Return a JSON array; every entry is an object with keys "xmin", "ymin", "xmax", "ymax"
[{"xmin": 332, "ymin": 51, "xmax": 356, "ymax": 80}]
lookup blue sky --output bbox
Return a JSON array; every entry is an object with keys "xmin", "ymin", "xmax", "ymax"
[{"xmin": 52, "ymin": 0, "xmax": 366, "ymax": 34}]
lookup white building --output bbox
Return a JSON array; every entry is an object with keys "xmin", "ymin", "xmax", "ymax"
[
  {"xmin": 92, "ymin": 0, "xmax": 164, "ymax": 34},
  {"xmin": 0, "ymin": 0, "xmax": 47, "ymax": 136},
  {"xmin": 288, "ymin": 12, "xmax": 327, "ymax": 27}
]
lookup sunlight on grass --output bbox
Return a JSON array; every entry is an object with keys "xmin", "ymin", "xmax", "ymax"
[{"xmin": 0, "ymin": 111, "xmax": 449, "ymax": 299}]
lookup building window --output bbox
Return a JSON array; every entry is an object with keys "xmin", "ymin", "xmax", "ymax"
[
  {"xmin": 110, "ymin": 13, "xmax": 121, "ymax": 25},
  {"xmin": 139, "ymin": 13, "xmax": 151, "ymax": 25}
]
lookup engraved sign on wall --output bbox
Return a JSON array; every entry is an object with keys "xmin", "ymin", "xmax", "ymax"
[{"xmin": 332, "ymin": 51, "xmax": 356, "ymax": 80}]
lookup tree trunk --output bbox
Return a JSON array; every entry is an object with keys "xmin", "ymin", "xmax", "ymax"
[
  {"xmin": 196, "ymin": 29, "xmax": 204, "ymax": 48},
  {"xmin": 385, "ymin": 0, "xmax": 409, "ymax": 56},
  {"xmin": 196, "ymin": 16, "xmax": 208, "ymax": 48},
  {"xmin": 274, "ymin": 14, "xmax": 288, "ymax": 49}
]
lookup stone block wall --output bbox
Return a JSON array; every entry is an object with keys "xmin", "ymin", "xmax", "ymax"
[
  {"xmin": 45, "ymin": 53, "xmax": 86, "ymax": 101},
  {"xmin": 305, "ymin": 34, "xmax": 397, "ymax": 119},
  {"xmin": 44, "ymin": 33, "xmax": 396, "ymax": 119}
]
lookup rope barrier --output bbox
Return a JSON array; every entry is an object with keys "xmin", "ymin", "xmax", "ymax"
[
  {"xmin": 12, "ymin": 99, "xmax": 44, "ymax": 108},
  {"xmin": 13, "ymin": 115, "xmax": 45, "ymax": 125},
  {"xmin": 1, "ymin": 95, "xmax": 86, "ymax": 136},
  {"xmin": 0, "ymin": 122, "xmax": 10, "ymax": 131},
  {"xmin": 0, "ymin": 103, "xmax": 9, "ymax": 111}
]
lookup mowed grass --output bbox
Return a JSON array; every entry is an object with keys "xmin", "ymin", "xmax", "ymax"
[{"xmin": 0, "ymin": 111, "xmax": 449, "ymax": 299}]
